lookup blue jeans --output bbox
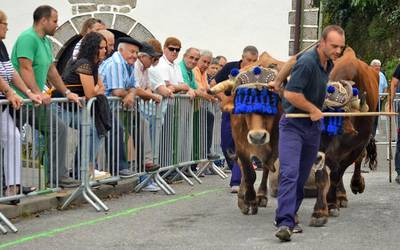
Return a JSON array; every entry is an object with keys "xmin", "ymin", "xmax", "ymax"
[
  {"xmin": 58, "ymin": 109, "xmax": 101, "ymax": 165},
  {"xmin": 275, "ymin": 117, "xmax": 321, "ymax": 229}
]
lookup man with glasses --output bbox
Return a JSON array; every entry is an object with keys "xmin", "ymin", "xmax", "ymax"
[{"xmin": 154, "ymin": 37, "xmax": 195, "ymax": 98}]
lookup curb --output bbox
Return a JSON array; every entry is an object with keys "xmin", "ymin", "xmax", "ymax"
[{"xmin": 0, "ymin": 177, "xmax": 139, "ymax": 220}]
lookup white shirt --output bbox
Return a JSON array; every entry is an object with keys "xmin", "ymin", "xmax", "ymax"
[
  {"xmin": 154, "ymin": 55, "xmax": 183, "ymax": 85},
  {"xmin": 134, "ymin": 59, "xmax": 150, "ymax": 89}
]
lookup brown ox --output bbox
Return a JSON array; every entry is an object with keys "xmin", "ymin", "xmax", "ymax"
[
  {"xmin": 268, "ymin": 47, "xmax": 378, "ymax": 226},
  {"xmin": 211, "ymin": 52, "xmax": 284, "ymax": 215},
  {"xmin": 309, "ymin": 47, "xmax": 379, "ymax": 226}
]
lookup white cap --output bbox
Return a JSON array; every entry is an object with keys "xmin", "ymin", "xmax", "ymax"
[{"xmin": 370, "ymin": 59, "xmax": 381, "ymax": 66}]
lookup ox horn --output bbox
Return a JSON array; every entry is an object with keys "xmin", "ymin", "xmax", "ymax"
[{"xmin": 209, "ymin": 79, "xmax": 235, "ymax": 95}]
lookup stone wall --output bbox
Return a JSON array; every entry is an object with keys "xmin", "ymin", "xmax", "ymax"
[
  {"xmin": 68, "ymin": 0, "xmax": 137, "ymax": 15},
  {"xmin": 288, "ymin": 0, "xmax": 320, "ymax": 55}
]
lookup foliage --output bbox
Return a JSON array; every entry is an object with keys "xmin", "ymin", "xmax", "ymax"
[{"xmin": 321, "ymin": 0, "xmax": 400, "ymax": 75}]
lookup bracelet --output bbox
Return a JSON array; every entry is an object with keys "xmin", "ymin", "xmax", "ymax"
[{"xmin": 64, "ymin": 89, "xmax": 72, "ymax": 96}]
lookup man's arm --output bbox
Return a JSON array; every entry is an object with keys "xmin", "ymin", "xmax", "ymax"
[
  {"xmin": 47, "ymin": 64, "xmax": 80, "ymax": 105},
  {"xmin": 18, "ymin": 58, "xmax": 41, "ymax": 93},
  {"xmin": 11, "ymin": 70, "xmax": 41, "ymax": 104}
]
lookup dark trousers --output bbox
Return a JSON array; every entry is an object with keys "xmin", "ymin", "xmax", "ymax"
[
  {"xmin": 395, "ymin": 101, "xmax": 400, "ymax": 175},
  {"xmin": 275, "ymin": 117, "xmax": 321, "ymax": 229},
  {"xmin": 220, "ymin": 112, "xmax": 241, "ymax": 187}
]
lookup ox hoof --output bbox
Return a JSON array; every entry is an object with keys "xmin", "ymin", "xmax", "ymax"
[
  {"xmin": 309, "ymin": 217, "xmax": 328, "ymax": 227},
  {"xmin": 350, "ymin": 178, "xmax": 365, "ymax": 194},
  {"xmin": 338, "ymin": 198, "xmax": 348, "ymax": 208},
  {"xmin": 238, "ymin": 199, "xmax": 258, "ymax": 215},
  {"xmin": 256, "ymin": 196, "xmax": 268, "ymax": 208},
  {"xmin": 329, "ymin": 209, "xmax": 340, "ymax": 217}
]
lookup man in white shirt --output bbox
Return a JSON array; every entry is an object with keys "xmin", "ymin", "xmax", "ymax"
[{"xmin": 154, "ymin": 37, "xmax": 195, "ymax": 98}]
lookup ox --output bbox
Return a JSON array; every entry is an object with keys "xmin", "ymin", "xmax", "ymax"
[
  {"xmin": 309, "ymin": 47, "xmax": 379, "ymax": 226},
  {"xmin": 268, "ymin": 47, "xmax": 378, "ymax": 226},
  {"xmin": 211, "ymin": 53, "xmax": 284, "ymax": 215}
]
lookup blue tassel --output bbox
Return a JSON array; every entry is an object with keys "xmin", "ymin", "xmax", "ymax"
[
  {"xmin": 352, "ymin": 87, "xmax": 359, "ymax": 96},
  {"xmin": 327, "ymin": 85, "xmax": 335, "ymax": 94},
  {"xmin": 230, "ymin": 68, "xmax": 240, "ymax": 77},
  {"xmin": 253, "ymin": 66, "xmax": 262, "ymax": 75}
]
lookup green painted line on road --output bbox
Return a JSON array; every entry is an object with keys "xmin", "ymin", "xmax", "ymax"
[{"xmin": 0, "ymin": 188, "xmax": 224, "ymax": 249}]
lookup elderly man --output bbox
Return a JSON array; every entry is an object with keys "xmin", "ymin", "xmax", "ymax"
[
  {"xmin": 11, "ymin": 5, "xmax": 81, "ymax": 187},
  {"xmin": 370, "ymin": 59, "xmax": 388, "ymax": 138},
  {"xmin": 210, "ymin": 45, "xmax": 259, "ymax": 193},
  {"xmin": 100, "ymin": 37, "xmax": 159, "ymax": 178},
  {"xmin": 154, "ymin": 37, "xmax": 195, "ymax": 98}
]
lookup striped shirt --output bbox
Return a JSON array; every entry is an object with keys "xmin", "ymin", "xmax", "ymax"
[
  {"xmin": 99, "ymin": 51, "xmax": 136, "ymax": 96},
  {"xmin": 0, "ymin": 41, "xmax": 14, "ymax": 98},
  {"xmin": 72, "ymin": 39, "xmax": 82, "ymax": 60}
]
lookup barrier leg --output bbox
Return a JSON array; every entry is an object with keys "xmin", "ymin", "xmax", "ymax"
[
  {"xmin": 186, "ymin": 167, "xmax": 202, "ymax": 184},
  {"xmin": 155, "ymin": 173, "xmax": 175, "ymax": 195},
  {"xmin": 0, "ymin": 212, "xmax": 18, "ymax": 234}
]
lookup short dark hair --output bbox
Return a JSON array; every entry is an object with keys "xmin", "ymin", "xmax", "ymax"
[
  {"xmin": 33, "ymin": 5, "xmax": 56, "ymax": 23},
  {"xmin": 321, "ymin": 25, "xmax": 345, "ymax": 40},
  {"xmin": 215, "ymin": 55, "xmax": 227, "ymax": 62},
  {"xmin": 242, "ymin": 45, "xmax": 258, "ymax": 56}
]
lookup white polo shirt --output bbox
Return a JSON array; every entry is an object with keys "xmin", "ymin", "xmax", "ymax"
[
  {"xmin": 134, "ymin": 59, "xmax": 150, "ymax": 89},
  {"xmin": 154, "ymin": 55, "xmax": 183, "ymax": 85}
]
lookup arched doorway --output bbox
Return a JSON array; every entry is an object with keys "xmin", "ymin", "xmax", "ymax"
[{"xmin": 50, "ymin": 12, "xmax": 155, "ymax": 74}]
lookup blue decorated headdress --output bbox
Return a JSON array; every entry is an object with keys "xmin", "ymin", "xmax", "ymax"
[{"xmin": 232, "ymin": 66, "xmax": 280, "ymax": 115}]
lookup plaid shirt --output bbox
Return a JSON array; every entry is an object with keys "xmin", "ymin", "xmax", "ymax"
[{"xmin": 99, "ymin": 51, "xmax": 136, "ymax": 96}]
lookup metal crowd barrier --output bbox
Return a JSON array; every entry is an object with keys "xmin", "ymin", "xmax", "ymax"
[
  {"xmin": 374, "ymin": 93, "xmax": 400, "ymax": 160},
  {"xmin": 1, "ymin": 95, "xmax": 226, "ymax": 233}
]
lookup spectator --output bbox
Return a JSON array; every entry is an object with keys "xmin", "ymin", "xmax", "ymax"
[
  {"xmin": 60, "ymin": 32, "xmax": 108, "ymax": 178},
  {"xmin": 147, "ymin": 38, "xmax": 173, "ymax": 98},
  {"xmin": 207, "ymin": 57, "xmax": 221, "ymax": 83},
  {"xmin": 10, "ymin": 5, "xmax": 81, "ymax": 187},
  {"xmin": 72, "ymin": 18, "xmax": 104, "ymax": 60},
  {"xmin": 390, "ymin": 63, "xmax": 400, "ymax": 184},
  {"xmin": 215, "ymin": 55, "xmax": 227, "ymax": 70},
  {"xmin": 154, "ymin": 37, "xmax": 195, "ymax": 98},
  {"xmin": 100, "ymin": 37, "xmax": 159, "ymax": 176},
  {"xmin": 133, "ymin": 42, "xmax": 163, "ymax": 192},
  {"xmin": 370, "ymin": 59, "xmax": 388, "ymax": 137},
  {"xmin": 210, "ymin": 45, "xmax": 259, "ymax": 193},
  {"xmin": 0, "ymin": 9, "xmax": 41, "ymax": 197},
  {"xmin": 192, "ymin": 49, "xmax": 219, "ymax": 160},
  {"xmin": 97, "ymin": 29, "xmax": 114, "ymax": 58}
]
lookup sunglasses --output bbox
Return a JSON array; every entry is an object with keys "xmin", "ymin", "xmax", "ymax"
[{"xmin": 167, "ymin": 47, "xmax": 181, "ymax": 53}]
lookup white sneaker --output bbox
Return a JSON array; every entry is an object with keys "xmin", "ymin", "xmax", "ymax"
[
  {"xmin": 142, "ymin": 183, "xmax": 161, "ymax": 192},
  {"xmin": 395, "ymin": 175, "xmax": 400, "ymax": 184},
  {"xmin": 230, "ymin": 186, "xmax": 239, "ymax": 193}
]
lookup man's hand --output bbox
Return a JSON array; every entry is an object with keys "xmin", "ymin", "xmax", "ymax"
[
  {"xmin": 167, "ymin": 85, "xmax": 176, "ymax": 93},
  {"xmin": 187, "ymin": 89, "xmax": 196, "ymax": 99},
  {"xmin": 26, "ymin": 92, "xmax": 42, "ymax": 105},
  {"xmin": 66, "ymin": 92, "xmax": 82, "ymax": 107},
  {"xmin": 152, "ymin": 94, "xmax": 162, "ymax": 104},
  {"xmin": 6, "ymin": 92, "xmax": 23, "ymax": 110},
  {"xmin": 122, "ymin": 92, "xmax": 135, "ymax": 108},
  {"xmin": 310, "ymin": 108, "xmax": 323, "ymax": 121},
  {"xmin": 40, "ymin": 93, "xmax": 51, "ymax": 105},
  {"xmin": 267, "ymin": 80, "xmax": 282, "ymax": 93}
]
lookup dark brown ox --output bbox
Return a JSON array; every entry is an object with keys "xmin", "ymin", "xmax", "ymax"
[
  {"xmin": 211, "ymin": 52, "xmax": 284, "ymax": 215},
  {"xmin": 309, "ymin": 47, "xmax": 379, "ymax": 226}
]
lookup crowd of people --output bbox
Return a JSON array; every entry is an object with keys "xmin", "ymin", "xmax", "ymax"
[
  {"xmin": 0, "ymin": 5, "xmax": 242, "ymax": 195},
  {"xmin": 2, "ymin": 4, "xmax": 400, "ymax": 243}
]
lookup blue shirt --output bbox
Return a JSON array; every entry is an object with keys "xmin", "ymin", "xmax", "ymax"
[
  {"xmin": 378, "ymin": 71, "xmax": 388, "ymax": 94},
  {"xmin": 99, "ymin": 51, "xmax": 136, "ymax": 96},
  {"xmin": 283, "ymin": 47, "xmax": 334, "ymax": 113}
]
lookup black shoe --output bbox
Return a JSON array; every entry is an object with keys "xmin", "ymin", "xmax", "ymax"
[
  {"xmin": 59, "ymin": 177, "xmax": 80, "ymax": 188},
  {"xmin": 275, "ymin": 226, "xmax": 292, "ymax": 242}
]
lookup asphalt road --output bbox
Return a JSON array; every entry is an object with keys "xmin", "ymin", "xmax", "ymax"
[{"xmin": 1, "ymin": 145, "xmax": 399, "ymax": 250}]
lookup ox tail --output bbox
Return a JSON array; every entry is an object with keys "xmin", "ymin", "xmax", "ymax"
[{"xmin": 365, "ymin": 137, "xmax": 378, "ymax": 171}]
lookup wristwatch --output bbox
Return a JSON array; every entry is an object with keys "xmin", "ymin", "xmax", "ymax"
[{"xmin": 64, "ymin": 89, "xmax": 72, "ymax": 96}]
